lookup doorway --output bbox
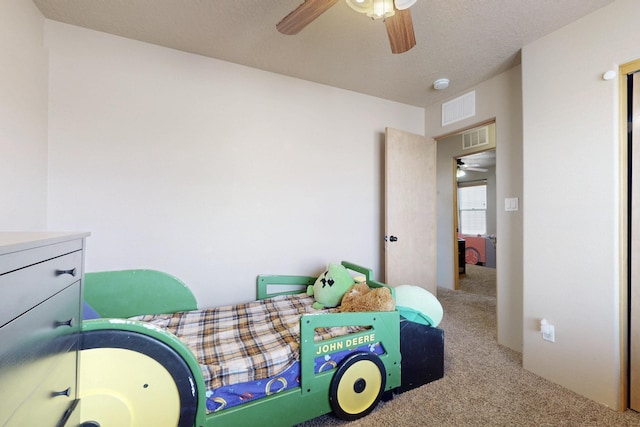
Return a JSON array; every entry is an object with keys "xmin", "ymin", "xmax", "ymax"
[
  {"xmin": 455, "ymin": 149, "xmax": 497, "ymax": 293},
  {"xmin": 434, "ymin": 121, "xmax": 496, "ymax": 291},
  {"xmin": 626, "ymin": 61, "xmax": 640, "ymax": 411}
]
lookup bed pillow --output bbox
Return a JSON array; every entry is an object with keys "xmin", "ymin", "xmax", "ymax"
[{"xmin": 394, "ymin": 285, "xmax": 443, "ymax": 327}]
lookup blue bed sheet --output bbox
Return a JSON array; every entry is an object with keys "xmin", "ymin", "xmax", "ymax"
[{"xmin": 205, "ymin": 341, "xmax": 385, "ymax": 412}]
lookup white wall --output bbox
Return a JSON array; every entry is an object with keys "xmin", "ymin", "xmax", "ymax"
[
  {"xmin": 426, "ymin": 66, "xmax": 524, "ymax": 353},
  {"xmin": 0, "ymin": 0, "xmax": 48, "ymax": 230},
  {"xmin": 44, "ymin": 21, "xmax": 424, "ymax": 308},
  {"xmin": 522, "ymin": 0, "xmax": 639, "ymax": 409}
]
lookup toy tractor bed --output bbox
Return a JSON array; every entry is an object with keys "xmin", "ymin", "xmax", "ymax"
[{"xmin": 79, "ymin": 261, "xmax": 444, "ymax": 427}]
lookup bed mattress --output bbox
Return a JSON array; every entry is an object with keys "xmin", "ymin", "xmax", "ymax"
[{"xmin": 132, "ymin": 293, "xmax": 382, "ymax": 413}]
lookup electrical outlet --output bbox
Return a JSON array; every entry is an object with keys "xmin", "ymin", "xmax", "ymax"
[{"xmin": 542, "ymin": 324, "xmax": 555, "ymax": 342}]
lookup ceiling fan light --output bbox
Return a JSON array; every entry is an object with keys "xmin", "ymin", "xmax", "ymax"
[
  {"xmin": 346, "ymin": 0, "xmax": 373, "ymax": 14},
  {"xmin": 346, "ymin": 0, "xmax": 395, "ymax": 20},
  {"xmin": 394, "ymin": 0, "xmax": 417, "ymax": 10},
  {"xmin": 367, "ymin": 0, "xmax": 395, "ymax": 19}
]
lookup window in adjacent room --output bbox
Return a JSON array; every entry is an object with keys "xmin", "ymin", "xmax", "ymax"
[{"xmin": 458, "ymin": 183, "xmax": 487, "ymax": 235}]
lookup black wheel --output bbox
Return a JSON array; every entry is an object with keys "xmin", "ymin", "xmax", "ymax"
[
  {"xmin": 329, "ymin": 352, "xmax": 386, "ymax": 421},
  {"xmin": 79, "ymin": 330, "xmax": 198, "ymax": 427}
]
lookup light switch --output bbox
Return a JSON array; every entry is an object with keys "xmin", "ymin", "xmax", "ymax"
[{"xmin": 505, "ymin": 197, "xmax": 519, "ymax": 211}]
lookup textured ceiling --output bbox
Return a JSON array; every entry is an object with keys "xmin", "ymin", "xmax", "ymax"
[{"xmin": 32, "ymin": 0, "xmax": 614, "ymax": 107}]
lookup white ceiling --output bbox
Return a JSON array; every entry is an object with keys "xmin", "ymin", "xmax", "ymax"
[{"xmin": 32, "ymin": 0, "xmax": 614, "ymax": 107}]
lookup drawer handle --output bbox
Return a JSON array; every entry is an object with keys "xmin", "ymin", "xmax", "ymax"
[
  {"xmin": 51, "ymin": 387, "xmax": 71, "ymax": 398},
  {"xmin": 54, "ymin": 318, "xmax": 74, "ymax": 328},
  {"xmin": 56, "ymin": 268, "xmax": 77, "ymax": 277}
]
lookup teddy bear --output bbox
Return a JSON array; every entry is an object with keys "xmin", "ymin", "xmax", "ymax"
[{"xmin": 339, "ymin": 282, "xmax": 395, "ymax": 313}]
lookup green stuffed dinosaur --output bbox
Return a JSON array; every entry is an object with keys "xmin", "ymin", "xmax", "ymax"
[{"xmin": 307, "ymin": 263, "xmax": 355, "ymax": 310}]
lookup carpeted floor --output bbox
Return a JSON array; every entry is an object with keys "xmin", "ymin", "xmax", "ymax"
[
  {"xmin": 297, "ymin": 265, "xmax": 640, "ymax": 426},
  {"xmin": 458, "ymin": 263, "xmax": 497, "ymax": 297}
]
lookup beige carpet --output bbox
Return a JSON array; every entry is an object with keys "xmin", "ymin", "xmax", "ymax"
[
  {"xmin": 458, "ymin": 263, "xmax": 497, "ymax": 297},
  {"xmin": 297, "ymin": 265, "xmax": 640, "ymax": 426}
]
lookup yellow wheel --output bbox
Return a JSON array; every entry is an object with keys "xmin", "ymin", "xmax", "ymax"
[
  {"xmin": 79, "ymin": 331, "xmax": 197, "ymax": 427},
  {"xmin": 329, "ymin": 353, "xmax": 386, "ymax": 421}
]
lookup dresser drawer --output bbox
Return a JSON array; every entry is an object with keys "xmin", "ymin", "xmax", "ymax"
[
  {"xmin": 0, "ymin": 250, "xmax": 83, "ymax": 326},
  {"xmin": 3, "ymin": 350, "xmax": 78, "ymax": 427},
  {"xmin": 0, "ymin": 283, "xmax": 80, "ymax": 426},
  {"xmin": 0, "ymin": 239, "xmax": 84, "ymax": 275}
]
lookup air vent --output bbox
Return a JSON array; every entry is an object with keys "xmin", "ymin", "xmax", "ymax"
[
  {"xmin": 462, "ymin": 126, "xmax": 489, "ymax": 150},
  {"xmin": 441, "ymin": 91, "xmax": 476, "ymax": 126}
]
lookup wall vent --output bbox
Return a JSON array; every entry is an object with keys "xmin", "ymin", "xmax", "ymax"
[
  {"xmin": 462, "ymin": 126, "xmax": 489, "ymax": 150},
  {"xmin": 441, "ymin": 91, "xmax": 476, "ymax": 126}
]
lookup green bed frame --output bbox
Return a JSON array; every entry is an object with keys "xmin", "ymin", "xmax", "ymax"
[{"xmin": 82, "ymin": 261, "xmax": 401, "ymax": 427}]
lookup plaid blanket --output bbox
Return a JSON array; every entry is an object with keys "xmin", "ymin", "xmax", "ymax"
[{"xmin": 131, "ymin": 293, "xmax": 359, "ymax": 390}]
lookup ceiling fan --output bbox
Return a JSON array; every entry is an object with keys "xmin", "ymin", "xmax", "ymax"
[
  {"xmin": 276, "ymin": 0, "xmax": 417, "ymax": 54},
  {"xmin": 457, "ymin": 159, "xmax": 488, "ymax": 173}
]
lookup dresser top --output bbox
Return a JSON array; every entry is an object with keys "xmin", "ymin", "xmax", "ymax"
[{"xmin": 0, "ymin": 232, "xmax": 90, "ymax": 256}]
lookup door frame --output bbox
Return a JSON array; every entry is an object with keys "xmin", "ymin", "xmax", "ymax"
[
  {"xmin": 621, "ymin": 59, "xmax": 640, "ymax": 411},
  {"xmin": 454, "ymin": 150, "xmax": 495, "ymax": 286},
  {"xmin": 434, "ymin": 118, "xmax": 496, "ymax": 291},
  {"xmin": 452, "ymin": 156, "xmax": 461, "ymax": 289}
]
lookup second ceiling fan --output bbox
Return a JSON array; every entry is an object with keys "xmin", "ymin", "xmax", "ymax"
[
  {"xmin": 277, "ymin": 0, "xmax": 417, "ymax": 54},
  {"xmin": 457, "ymin": 159, "xmax": 488, "ymax": 173}
]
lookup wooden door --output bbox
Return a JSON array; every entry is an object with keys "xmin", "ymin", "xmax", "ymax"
[
  {"xmin": 630, "ymin": 70, "xmax": 640, "ymax": 411},
  {"xmin": 384, "ymin": 127, "xmax": 437, "ymax": 294}
]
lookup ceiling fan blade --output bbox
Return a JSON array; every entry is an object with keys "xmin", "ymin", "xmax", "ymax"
[
  {"xmin": 466, "ymin": 167, "xmax": 489, "ymax": 172},
  {"xmin": 277, "ymin": 0, "xmax": 339, "ymax": 35},
  {"xmin": 384, "ymin": 8, "xmax": 416, "ymax": 54}
]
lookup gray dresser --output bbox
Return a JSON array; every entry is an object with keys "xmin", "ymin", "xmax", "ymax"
[{"xmin": 0, "ymin": 232, "xmax": 89, "ymax": 427}]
